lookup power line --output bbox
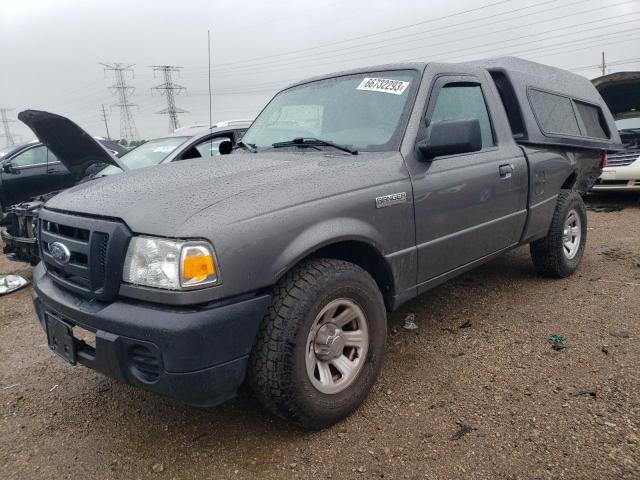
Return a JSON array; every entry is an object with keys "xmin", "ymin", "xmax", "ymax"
[
  {"xmin": 150, "ymin": 65, "xmax": 188, "ymax": 133},
  {"xmin": 188, "ymin": 30, "xmax": 640, "ymax": 97},
  {"xmin": 185, "ymin": 0, "xmax": 632, "ymax": 76},
  {"xmin": 194, "ymin": 0, "xmax": 516, "ymax": 70},
  {"xmin": 528, "ymin": 33, "xmax": 640, "ymax": 63},
  {"xmin": 204, "ymin": 0, "xmax": 574, "ymax": 74},
  {"xmin": 214, "ymin": 15, "xmax": 640, "ymax": 84},
  {"xmin": 182, "ymin": 4, "xmax": 640, "ymax": 79},
  {"xmin": 479, "ymin": 25, "xmax": 640, "ymax": 61},
  {"xmin": 570, "ymin": 56, "xmax": 640, "ymax": 72},
  {"xmin": 101, "ymin": 62, "xmax": 139, "ymax": 142},
  {"xmin": 0, "ymin": 108, "xmax": 18, "ymax": 147}
]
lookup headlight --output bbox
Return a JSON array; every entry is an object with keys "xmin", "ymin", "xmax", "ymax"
[{"xmin": 123, "ymin": 236, "xmax": 219, "ymax": 290}]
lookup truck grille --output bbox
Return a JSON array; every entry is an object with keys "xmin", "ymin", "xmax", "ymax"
[
  {"xmin": 38, "ymin": 209, "xmax": 131, "ymax": 301},
  {"xmin": 607, "ymin": 149, "xmax": 640, "ymax": 167}
]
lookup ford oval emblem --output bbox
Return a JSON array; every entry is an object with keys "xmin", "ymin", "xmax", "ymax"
[{"xmin": 48, "ymin": 242, "xmax": 71, "ymax": 265}]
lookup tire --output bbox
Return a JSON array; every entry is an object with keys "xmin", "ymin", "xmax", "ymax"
[
  {"xmin": 530, "ymin": 189, "xmax": 587, "ymax": 278},
  {"xmin": 248, "ymin": 258, "xmax": 387, "ymax": 430}
]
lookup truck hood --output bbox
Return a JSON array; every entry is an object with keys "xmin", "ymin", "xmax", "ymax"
[
  {"xmin": 44, "ymin": 150, "xmax": 396, "ymax": 237},
  {"xmin": 18, "ymin": 110, "xmax": 128, "ymax": 178},
  {"xmin": 592, "ymin": 71, "xmax": 640, "ymax": 120}
]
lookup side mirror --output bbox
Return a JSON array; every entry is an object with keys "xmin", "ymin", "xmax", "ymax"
[
  {"xmin": 2, "ymin": 161, "xmax": 15, "ymax": 174},
  {"xmin": 218, "ymin": 140, "xmax": 233, "ymax": 155},
  {"xmin": 418, "ymin": 118, "xmax": 482, "ymax": 160}
]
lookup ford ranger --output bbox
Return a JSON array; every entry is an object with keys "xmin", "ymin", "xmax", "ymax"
[{"xmin": 20, "ymin": 57, "xmax": 621, "ymax": 430}]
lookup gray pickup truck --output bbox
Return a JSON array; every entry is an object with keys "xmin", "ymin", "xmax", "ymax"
[{"xmin": 21, "ymin": 57, "xmax": 620, "ymax": 430}]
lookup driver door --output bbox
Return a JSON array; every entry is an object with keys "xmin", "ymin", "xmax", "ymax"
[{"xmin": 411, "ymin": 76, "xmax": 527, "ymax": 286}]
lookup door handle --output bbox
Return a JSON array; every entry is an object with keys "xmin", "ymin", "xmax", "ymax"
[{"xmin": 499, "ymin": 164, "xmax": 513, "ymax": 179}]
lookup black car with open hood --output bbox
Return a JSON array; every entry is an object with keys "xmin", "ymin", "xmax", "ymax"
[
  {"xmin": 17, "ymin": 110, "xmax": 129, "ymax": 178},
  {"xmin": 2, "ymin": 111, "xmax": 251, "ymax": 263},
  {"xmin": 0, "ymin": 111, "xmax": 129, "ymax": 263}
]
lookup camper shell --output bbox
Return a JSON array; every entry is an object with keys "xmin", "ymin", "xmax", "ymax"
[{"xmin": 470, "ymin": 57, "xmax": 622, "ymax": 151}]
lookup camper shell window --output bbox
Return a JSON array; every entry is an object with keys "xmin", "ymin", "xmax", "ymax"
[
  {"xmin": 528, "ymin": 89, "xmax": 581, "ymax": 137},
  {"xmin": 574, "ymin": 101, "xmax": 610, "ymax": 139},
  {"xmin": 489, "ymin": 70, "xmax": 525, "ymax": 139}
]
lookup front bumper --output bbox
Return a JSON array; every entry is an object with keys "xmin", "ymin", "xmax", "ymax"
[
  {"xmin": 1, "ymin": 227, "xmax": 39, "ymax": 264},
  {"xmin": 592, "ymin": 162, "xmax": 640, "ymax": 191},
  {"xmin": 32, "ymin": 263, "xmax": 271, "ymax": 407}
]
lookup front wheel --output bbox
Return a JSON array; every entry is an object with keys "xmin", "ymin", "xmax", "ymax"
[
  {"xmin": 530, "ymin": 189, "xmax": 588, "ymax": 277},
  {"xmin": 248, "ymin": 258, "xmax": 387, "ymax": 430}
]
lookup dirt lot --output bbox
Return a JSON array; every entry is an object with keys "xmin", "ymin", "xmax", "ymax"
[{"xmin": 1, "ymin": 192, "xmax": 638, "ymax": 480}]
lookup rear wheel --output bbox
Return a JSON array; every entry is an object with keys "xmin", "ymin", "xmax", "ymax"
[
  {"xmin": 530, "ymin": 189, "xmax": 587, "ymax": 277},
  {"xmin": 248, "ymin": 258, "xmax": 387, "ymax": 430}
]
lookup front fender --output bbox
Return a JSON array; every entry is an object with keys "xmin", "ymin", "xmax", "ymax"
[{"xmin": 272, "ymin": 216, "xmax": 387, "ymax": 280}]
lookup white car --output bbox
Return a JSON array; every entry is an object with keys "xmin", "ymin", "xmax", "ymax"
[{"xmin": 592, "ymin": 72, "xmax": 640, "ymax": 191}]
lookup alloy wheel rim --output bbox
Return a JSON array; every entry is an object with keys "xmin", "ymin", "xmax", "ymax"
[
  {"xmin": 305, "ymin": 298, "xmax": 369, "ymax": 394},
  {"xmin": 562, "ymin": 209, "xmax": 582, "ymax": 260}
]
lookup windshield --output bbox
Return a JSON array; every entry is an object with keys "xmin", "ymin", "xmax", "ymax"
[
  {"xmin": 241, "ymin": 70, "xmax": 418, "ymax": 151},
  {"xmin": 97, "ymin": 136, "xmax": 189, "ymax": 176},
  {"xmin": 0, "ymin": 145, "xmax": 15, "ymax": 159},
  {"xmin": 615, "ymin": 118, "xmax": 640, "ymax": 131}
]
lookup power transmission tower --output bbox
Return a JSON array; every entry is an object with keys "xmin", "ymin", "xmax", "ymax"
[
  {"xmin": 101, "ymin": 63, "xmax": 139, "ymax": 142},
  {"xmin": 150, "ymin": 65, "xmax": 188, "ymax": 133},
  {"xmin": 99, "ymin": 104, "xmax": 111, "ymax": 140},
  {"xmin": 0, "ymin": 108, "xmax": 17, "ymax": 147}
]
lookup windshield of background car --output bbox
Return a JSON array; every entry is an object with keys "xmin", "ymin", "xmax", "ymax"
[
  {"xmin": 0, "ymin": 145, "xmax": 15, "ymax": 158},
  {"xmin": 241, "ymin": 70, "xmax": 419, "ymax": 151},
  {"xmin": 97, "ymin": 136, "xmax": 190, "ymax": 176},
  {"xmin": 615, "ymin": 118, "xmax": 640, "ymax": 131}
]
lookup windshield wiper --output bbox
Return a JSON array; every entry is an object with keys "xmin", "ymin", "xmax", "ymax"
[
  {"xmin": 272, "ymin": 137, "xmax": 358, "ymax": 155},
  {"xmin": 233, "ymin": 141, "xmax": 257, "ymax": 153}
]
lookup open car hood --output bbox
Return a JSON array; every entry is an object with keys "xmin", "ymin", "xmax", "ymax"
[
  {"xmin": 592, "ymin": 72, "xmax": 640, "ymax": 120},
  {"xmin": 18, "ymin": 110, "xmax": 129, "ymax": 177}
]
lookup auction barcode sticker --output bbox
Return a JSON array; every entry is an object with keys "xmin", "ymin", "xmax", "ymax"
[{"xmin": 356, "ymin": 77, "xmax": 410, "ymax": 95}]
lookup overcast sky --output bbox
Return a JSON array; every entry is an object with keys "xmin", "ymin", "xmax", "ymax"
[{"xmin": 1, "ymin": 0, "xmax": 639, "ymax": 145}]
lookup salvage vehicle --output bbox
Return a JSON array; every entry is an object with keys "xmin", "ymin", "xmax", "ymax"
[
  {"xmin": 0, "ymin": 139, "xmax": 126, "ymax": 212},
  {"xmin": 591, "ymin": 71, "xmax": 640, "ymax": 192},
  {"xmin": 1, "ymin": 119, "xmax": 251, "ymax": 263},
  {"xmin": 22, "ymin": 57, "xmax": 620, "ymax": 430}
]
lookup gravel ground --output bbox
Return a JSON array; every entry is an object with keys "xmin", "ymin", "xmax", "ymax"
[{"xmin": 1, "ymin": 192, "xmax": 639, "ymax": 480}]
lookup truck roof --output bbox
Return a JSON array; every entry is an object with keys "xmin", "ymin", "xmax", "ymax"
[
  {"xmin": 286, "ymin": 62, "xmax": 428, "ymax": 89},
  {"xmin": 284, "ymin": 57, "xmax": 621, "ymax": 152}
]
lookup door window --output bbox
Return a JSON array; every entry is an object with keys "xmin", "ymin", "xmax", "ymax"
[
  {"xmin": 11, "ymin": 146, "xmax": 58, "ymax": 167},
  {"xmin": 427, "ymin": 84, "xmax": 494, "ymax": 148},
  {"xmin": 192, "ymin": 135, "xmax": 233, "ymax": 158}
]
